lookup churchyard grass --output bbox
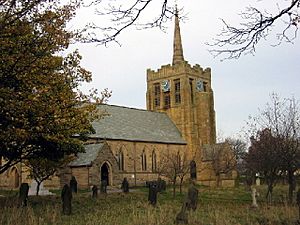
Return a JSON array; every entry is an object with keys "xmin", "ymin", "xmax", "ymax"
[{"xmin": 0, "ymin": 185, "xmax": 298, "ymax": 225}]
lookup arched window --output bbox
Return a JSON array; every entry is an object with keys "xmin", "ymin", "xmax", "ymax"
[
  {"xmin": 141, "ymin": 150, "xmax": 147, "ymax": 171},
  {"xmin": 152, "ymin": 151, "xmax": 157, "ymax": 172},
  {"xmin": 117, "ymin": 149, "xmax": 124, "ymax": 171}
]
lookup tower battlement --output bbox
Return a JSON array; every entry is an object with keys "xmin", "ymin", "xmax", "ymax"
[{"xmin": 147, "ymin": 62, "xmax": 211, "ymax": 82}]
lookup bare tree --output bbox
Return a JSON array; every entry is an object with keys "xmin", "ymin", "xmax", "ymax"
[
  {"xmin": 157, "ymin": 151, "xmax": 189, "ymax": 197},
  {"xmin": 225, "ymin": 138, "xmax": 247, "ymax": 175},
  {"xmin": 203, "ymin": 143, "xmax": 236, "ymax": 187},
  {"xmin": 177, "ymin": 153, "xmax": 190, "ymax": 194},
  {"xmin": 225, "ymin": 138, "xmax": 247, "ymax": 161},
  {"xmin": 157, "ymin": 153, "xmax": 179, "ymax": 198},
  {"xmin": 209, "ymin": 0, "xmax": 300, "ymax": 59}
]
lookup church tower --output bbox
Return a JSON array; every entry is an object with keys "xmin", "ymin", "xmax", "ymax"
[{"xmin": 146, "ymin": 8, "xmax": 216, "ymax": 159}]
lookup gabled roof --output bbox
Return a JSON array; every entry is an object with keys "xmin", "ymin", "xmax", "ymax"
[
  {"xmin": 89, "ymin": 104, "xmax": 186, "ymax": 144},
  {"xmin": 69, "ymin": 143, "xmax": 104, "ymax": 167}
]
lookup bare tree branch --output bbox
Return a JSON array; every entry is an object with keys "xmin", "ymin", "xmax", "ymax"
[
  {"xmin": 79, "ymin": 0, "xmax": 183, "ymax": 45},
  {"xmin": 208, "ymin": 0, "xmax": 300, "ymax": 60}
]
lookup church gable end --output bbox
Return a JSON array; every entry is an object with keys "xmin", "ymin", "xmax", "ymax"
[{"xmin": 67, "ymin": 142, "xmax": 119, "ymax": 189}]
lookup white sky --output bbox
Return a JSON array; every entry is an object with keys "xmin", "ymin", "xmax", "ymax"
[{"xmin": 70, "ymin": 0, "xmax": 300, "ymax": 139}]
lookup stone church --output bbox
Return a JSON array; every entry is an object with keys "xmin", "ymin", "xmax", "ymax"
[{"xmin": 0, "ymin": 11, "xmax": 236, "ymax": 190}]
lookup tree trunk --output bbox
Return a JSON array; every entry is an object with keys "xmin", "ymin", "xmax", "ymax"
[
  {"xmin": 266, "ymin": 183, "xmax": 273, "ymax": 205},
  {"xmin": 179, "ymin": 177, "xmax": 184, "ymax": 194},
  {"xmin": 36, "ymin": 181, "xmax": 41, "ymax": 196},
  {"xmin": 173, "ymin": 179, "xmax": 176, "ymax": 198},
  {"xmin": 288, "ymin": 170, "xmax": 296, "ymax": 204}
]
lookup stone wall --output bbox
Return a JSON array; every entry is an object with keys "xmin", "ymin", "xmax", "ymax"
[{"xmin": 105, "ymin": 140, "xmax": 187, "ymax": 186}]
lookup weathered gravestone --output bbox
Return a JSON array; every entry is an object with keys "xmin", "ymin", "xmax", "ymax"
[
  {"xmin": 28, "ymin": 180, "xmax": 53, "ymax": 196},
  {"xmin": 100, "ymin": 179, "xmax": 107, "ymax": 194},
  {"xmin": 69, "ymin": 176, "xmax": 78, "ymax": 194},
  {"xmin": 148, "ymin": 182, "xmax": 158, "ymax": 206},
  {"xmin": 121, "ymin": 177, "xmax": 129, "ymax": 193},
  {"xmin": 251, "ymin": 186, "xmax": 259, "ymax": 208},
  {"xmin": 186, "ymin": 180, "xmax": 198, "ymax": 211},
  {"xmin": 61, "ymin": 184, "xmax": 72, "ymax": 215},
  {"xmin": 19, "ymin": 183, "xmax": 29, "ymax": 207},
  {"xmin": 175, "ymin": 201, "xmax": 188, "ymax": 224},
  {"xmin": 92, "ymin": 185, "xmax": 98, "ymax": 198}
]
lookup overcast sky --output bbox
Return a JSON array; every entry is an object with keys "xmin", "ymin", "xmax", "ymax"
[{"xmin": 70, "ymin": 0, "xmax": 300, "ymax": 139}]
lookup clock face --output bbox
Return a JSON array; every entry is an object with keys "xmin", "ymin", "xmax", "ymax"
[
  {"xmin": 161, "ymin": 80, "xmax": 171, "ymax": 92},
  {"xmin": 196, "ymin": 80, "xmax": 204, "ymax": 92}
]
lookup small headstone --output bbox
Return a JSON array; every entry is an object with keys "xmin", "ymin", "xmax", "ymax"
[
  {"xmin": 19, "ymin": 183, "xmax": 29, "ymax": 207},
  {"xmin": 175, "ymin": 202, "xmax": 188, "ymax": 224},
  {"xmin": 92, "ymin": 185, "xmax": 98, "ymax": 198},
  {"xmin": 121, "ymin": 177, "xmax": 129, "ymax": 193},
  {"xmin": 61, "ymin": 184, "xmax": 72, "ymax": 215},
  {"xmin": 28, "ymin": 180, "xmax": 53, "ymax": 196},
  {"xmin": 100, "ymin": 179, "xmax": 107, "ymax": 194},
  {"xmin": 186, "ymin": 180, "xmax": 198, "ymax": 211},
  {"xmin": 255, "ymin": 177, "xmax": 260, "ymax": 186},
  {"xmin": 70, "ymin": 176, "xmax": 78, "ymax": 193},
  {"xmin": 148, "ymin": 182, "xmax": 158, "ymax": 206},
  {"xmin": 251, "ymin": 186, "xmax": 259, "ymax": 208}
]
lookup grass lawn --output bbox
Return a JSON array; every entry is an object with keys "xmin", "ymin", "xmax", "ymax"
[{"xmin": 0, "ymin": 185, "xmax": 298, "ymax": 225}]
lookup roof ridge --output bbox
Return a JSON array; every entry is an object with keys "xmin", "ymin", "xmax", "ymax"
[{"xmin": 98, "ymin": 104, "xmax": 168, "ymax": 115}]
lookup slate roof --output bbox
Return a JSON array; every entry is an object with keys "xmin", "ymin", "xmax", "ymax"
[
  {"xmin": 89, "ymin": 104, "xmax": 186, "ymax": 144},
  {"xmin": 69, "ymin": 143, "xmax": 104, "ymax": 167}
]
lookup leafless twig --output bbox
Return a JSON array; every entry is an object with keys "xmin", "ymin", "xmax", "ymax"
[{"xmin": 208, "ymin": 0, "xmax": 300, "ymax": 60}]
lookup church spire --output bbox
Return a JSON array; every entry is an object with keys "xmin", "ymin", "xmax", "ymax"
[{"xmin": 172, "ymin": 5, "xmax": 184, "ymax": 66}]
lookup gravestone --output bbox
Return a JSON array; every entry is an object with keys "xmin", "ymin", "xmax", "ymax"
[
  {"xmin": 251, "ymin": 186, "xmax": 259, "ymax": 208},
  {"xmin": 28, "ymin": 180, "xmax": 53, "ymax": 196},
  {"xmin": 100, "ymin": 179, "xmax": 107, "ymax": 194},
  {"xmin": 19, "ymin": 183, "xmax": 29, "ymax": 207},
  {"xmin": 175, "ymin": 201, "xmax": 188, "ymax": 224},
  {"xmin": 186, "ymin": 180, "xmax": 198, "ymax": 211},
  {"xmin": 70, "ymin": 176, "xmax": 78, "ymax": 193},
  {"xmin": 121, "ymin": 177, "xmax": 129, "ymax": 193},
  {"xmin": 255, "ymin": 177, "xmax": 260, "ymax": 186},
  {"xmin": 148, "ymin": 182, "xmax": 158, "ymax": 206},
  {"xmin": 61, "ymin": 184, "xmax": 72, "ymax": 215},
  {"xmin": 92, "ymin": 185, "xmax": 98, "ymax": 198}
]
